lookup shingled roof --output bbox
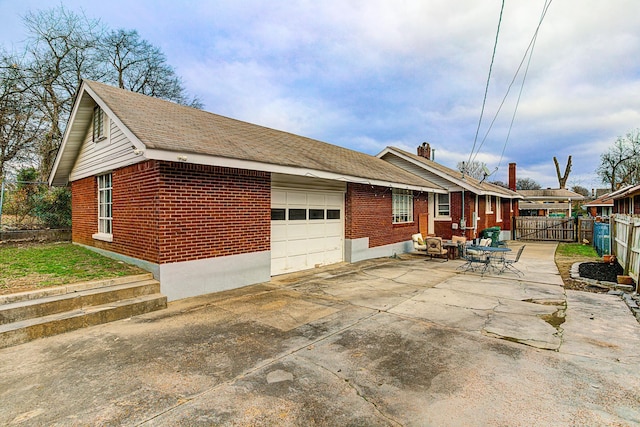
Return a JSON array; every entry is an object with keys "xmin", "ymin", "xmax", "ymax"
[
  {"xmin": 377, "ymin": 146, "xmax": 521, "ymax": 198},
  {"xmin": 50, "ymin": 80, "xmax": 443, "ymax": 192}
]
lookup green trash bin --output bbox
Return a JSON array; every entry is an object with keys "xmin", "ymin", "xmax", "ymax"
[{"xmin": 481, "ymin": 226, "xmax": 501, "ymax": 247}]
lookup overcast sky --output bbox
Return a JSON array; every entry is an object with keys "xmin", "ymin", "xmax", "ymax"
[{"xmin": 2, "ymin": 0, "xmax": 639, "ymax": 190}]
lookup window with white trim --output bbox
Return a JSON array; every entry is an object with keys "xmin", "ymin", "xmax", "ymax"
[
  {"xmin": 496, "ymin": 196, "xmax": 502, "ymax": 221},
  {"xmin": 392, "ymin": 189, "xmax": 413, "ymax": 223},
  {"xmin": 436, "ymin": 193, "xmax": 450, "ymax": 217},
  {"xmin": 97, "ymin": 173, "xmax": 112, "ymax": 235},
  {"xmin": 485, "ymin": 194, "xmax": 493, "ymax": 214}
]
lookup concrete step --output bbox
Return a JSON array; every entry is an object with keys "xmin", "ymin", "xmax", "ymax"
[
  {"xmin": 1, "ymin": 278, "xmax": 161, "ymax": 325},
  {"xmin": 0, "ymin": 273, "xmax": 156, "ymax": 305},
  {"xmin": 0, "ymin": 274, "xmax": 167, "ymax": 349}
]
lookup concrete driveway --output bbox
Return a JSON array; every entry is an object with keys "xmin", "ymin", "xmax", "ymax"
[{"xmin": 1, "ymin": 242, "xmax": 639, "ymax": 426}]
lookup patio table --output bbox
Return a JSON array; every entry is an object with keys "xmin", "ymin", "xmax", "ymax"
[{"xmin": 467, "ymin": 245, "xmax": 512, "ymax": 274}]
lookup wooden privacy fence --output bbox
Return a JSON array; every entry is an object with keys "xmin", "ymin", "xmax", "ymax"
[
  {"xmin": 611, "ymin": 214, "xmax": 640, "ymax": 284},
  {"xmin": 513, "ymin": 216, "xmax": 576, "ymax": 242}
]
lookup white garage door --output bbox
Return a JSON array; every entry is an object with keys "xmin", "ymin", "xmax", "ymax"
[{"xmin": 271, "ymin": 188, "xmax": 344, "ymax": 275}]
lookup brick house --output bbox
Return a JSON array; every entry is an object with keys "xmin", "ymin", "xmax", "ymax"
[
  {"xmin": 377, "ymin": 144, "xmax": 521, "ymax": 241},
  {"xmin": 609, "ymin": 184, "xmax": 640, "ymax": 215},
  {"xmin": 517, "ymin": 188, "xmax": 585, "ymax": 217},
  {"xmin": 583, "ymin": 194, "xmax": 614, "ymax": 218},
  {"xmin": 49, "ymin": 80, "xmax": 444, "ymax": 300}
]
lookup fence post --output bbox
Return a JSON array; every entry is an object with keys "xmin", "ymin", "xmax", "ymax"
[{"xmin": 624, "ymin": 219, "xmax": 634, "ymax": 275}]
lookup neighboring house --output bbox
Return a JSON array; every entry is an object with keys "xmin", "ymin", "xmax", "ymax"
[
  {"xmin": 49, "ymin": 80, "xmax": 445, "ymax": 301},
  {"xmin": 583, "ymin": 194, "xmax": 614, "ymax": 218},
  {"xmin": 377, "ymin": 144, "xmax": 522, "ymax": 241},
  {"xmin": 609, "ymin": 184, "xmax": 640, "ymax": 215},
  {"xmin": 517, "ymin": 188, "xmax": 585, "ymax": 217}
]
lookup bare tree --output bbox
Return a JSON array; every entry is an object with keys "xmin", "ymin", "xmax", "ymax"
[
  {"xmin": 0, "ymin": 54, "xmax": 43, "ymax": 179},
  {"xmin": 457, "ymin": 160, "xmax": 489, "ymax": 181},
  {"xmin": 516, "ymin": 177, "xmax": 541, "ymax": 190},
  {"xmin": 98, "ymin": 29, "xmax": 202, "ymax": 108},
  {"xmin": 553, "ymin": 155, "xmax": 572, "ymax": 189},
  {"xmin": 13, "ymin": 5, "xmax": 202, "ymax": 179},
  {"xmin": 21, "ymin": 6, "xmax": 102, "ymax": 179},
  {"xmin": 571, "ymin": 185, "xmax": 590, "ymax": 198},
  {"xmin": 596, "ymin": 129, "xmax": 640, "ymax": 191}
]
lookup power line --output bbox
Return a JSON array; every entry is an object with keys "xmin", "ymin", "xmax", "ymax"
[
  {"xmin": 466, "ymin": 0, "xmax": 505, "ymax": 169},
  {"xmin": 497, "ymin": 0, "xmax": 553, "ymax": 170},
  {"xmin": 473, "ymin": 0, "xmax": 553, "ymax": 169}
]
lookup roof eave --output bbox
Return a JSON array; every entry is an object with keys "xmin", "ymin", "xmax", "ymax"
[
  {"xmin": 378, "ymin": 147, "xmax": 520, "ymax": 199},
  {"xmin": 144, "ymin": 148, "xmax": 446, "ymax": 193}
]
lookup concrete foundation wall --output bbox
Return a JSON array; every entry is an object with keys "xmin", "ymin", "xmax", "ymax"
[
  {"xmin": 159, "ymin": 251, "xmax": 271, "ymax": 301},
  {"xmin": 345, "ymin": 237, "xmax": 413, "ymax": 263},
  {"xmin": 0, "ymin": 229, "xmax": 71, "ymax": 243}
]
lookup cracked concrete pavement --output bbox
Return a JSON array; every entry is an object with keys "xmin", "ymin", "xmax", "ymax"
[{"xmin": 1, "ymin": 241, "xmax": 639, "ymax": 425}]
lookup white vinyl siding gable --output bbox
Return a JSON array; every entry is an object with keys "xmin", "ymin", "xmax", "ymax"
[{"xmin": 69, "ymin": 111, "xmax": 142, "ymax": 182}]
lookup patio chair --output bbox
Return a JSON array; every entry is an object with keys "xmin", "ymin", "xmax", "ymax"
[
  {"xmin": 425, "ymin": 237, "xmax": 448, "ymax": 261},
  {"xmin": 457, "ymin": 242, "xmax": 489, "ymax": 274},
  {"xmin": 500, "ymin": 245, "xmax": 526, "ymax": 276},
  {"xmin": 412, "ymin": 233, "xmax": 427, "ymax": 254}
]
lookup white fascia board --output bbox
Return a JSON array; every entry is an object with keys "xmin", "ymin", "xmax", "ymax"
[
  {"xmin": 48, "ymin": 82, "xmax": 88, "ymax": 186},
  {"xmin": 143, "ymin": 148, "xmax": 443, "ymax": 193}
]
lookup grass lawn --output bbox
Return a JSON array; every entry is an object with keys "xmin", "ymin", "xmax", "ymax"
[
  {"xmin": 0, "ymin": 242, "xmax": 145, "ymax": 295},
  {"xmin": 555, "ymin": 242, "xmax": 603, "ymax": 292}
]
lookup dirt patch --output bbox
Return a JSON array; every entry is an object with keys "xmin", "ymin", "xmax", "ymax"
[{"xmin": 554, "ymin": 249, "xmax": 606, "ymax": 293}]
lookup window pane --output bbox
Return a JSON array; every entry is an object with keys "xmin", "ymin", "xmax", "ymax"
[
  {"xmin": 392, "ymin": 189, "xmax": 413, "ymax": 223},
  {"xmin": 309, "ymin": 209, "xmax": 325, "ymax": 220},
  {"xmin": 271, "ymin": 209, "xmax": 286, "ymax": 220},
  {"xmin": 327, "ymin": 209, "xmax": 340, "ymax": 219},
  {"xmin": 288, "ymin": 209, "xmax": 307, "ymax": 220}
]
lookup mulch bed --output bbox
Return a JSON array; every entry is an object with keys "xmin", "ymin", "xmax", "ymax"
[{"xmin": 578, "ymin": 262, "xmax": 623, "ymax": 283}]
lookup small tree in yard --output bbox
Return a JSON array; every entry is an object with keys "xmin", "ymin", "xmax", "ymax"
[
  {"xmin": 516, "ymin": 177, "xmax": 542, "ymax": 190},
  {"xmin": 2, "ymin": 167, "xmax": 70, "ymax": 229},
  {"xmin": 597, "ymin": 129, "xmax": 640, "ymax": 191}
]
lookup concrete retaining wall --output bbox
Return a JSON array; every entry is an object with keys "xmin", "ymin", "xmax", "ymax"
[{"xmin": 0, "ymin": 229, "xmax": 71, "ymax": 243}]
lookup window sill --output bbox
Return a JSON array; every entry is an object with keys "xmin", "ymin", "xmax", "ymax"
[
  {"xmin": 434, "ymin": 216, "xmax": 452, "ymax": 221},
  {"xmin": 92, "ymin": 233, "xmax": 113, "ymax": 242}
]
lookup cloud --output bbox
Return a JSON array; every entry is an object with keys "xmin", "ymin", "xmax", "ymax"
[{"xmin": 2, "ymin": 0, "xmax": 639, "ymax": 193}]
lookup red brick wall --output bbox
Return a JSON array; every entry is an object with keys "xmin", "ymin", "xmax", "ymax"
[
  {"xmin": 156, "ymin": 162, "xmax": 270, "ymax": 263},
  {"xmin": 345, "ymin": 183, "xmax": 427, "ymax": 248},
  {"xmin": 72, "ymin": 161, "xmax": 163, "ymax": 263},
  {"xmin": 71, "ymin": 177, "xmax": 98, "ymax": 246},
  {"xmin": 71, "ymin": 160, "xmax": 270, "ymax": 265}
]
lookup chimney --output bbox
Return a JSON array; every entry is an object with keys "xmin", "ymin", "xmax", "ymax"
[
  {"xmin": 508, "ymin": 163, "xmax": 517, "ymax": 191},
  {"xmin": 417, "ymin": 142, "xmax": 431, "ymax": 160}
]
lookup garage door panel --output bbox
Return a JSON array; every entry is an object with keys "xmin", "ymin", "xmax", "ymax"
[
  {"xmin": 307, "ymin": 193, "xmax": 325, "ymax": 205},
  {"xmin": 272, "ymin": 190, "xmax": 287, "ymax": 205},
  {"xmin": 326, "ymin": 194, "xmax": 343, "ymax": 206},
  {"xmin": 306, "ymin": 238, "xmax": 326, "ymax": 253},
  {"xmin": 325, "ymin": 222, "xmax": 342, "ymax": 236},
  {"xmin": 287, "ymin": 192, "xmax": 307, "ymax": 205},
  {"xmin": 307, "ymin": 224, "xmax": 327, "ymax": 238},
  {"xmin": 271, "ymin": 240, "xmax": 287, "ymax": 258},
  {"xmin": 323, "ymin": 236, "xmax": 342, "ymax": 251},
  {"xmin": 286, "ymin": 223, "xmax": 308, "ymax": 239}
]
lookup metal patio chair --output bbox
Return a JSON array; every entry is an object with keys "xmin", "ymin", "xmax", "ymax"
[
  {"xmin": 499, "ymin": 245, "xmax": 526, "ymax": 276},
  {"xmin": 457, "ymin": 242, "xmax": 490, "ymax": 275}
]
